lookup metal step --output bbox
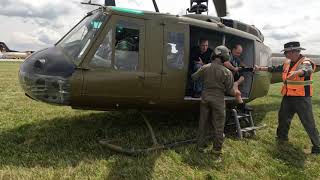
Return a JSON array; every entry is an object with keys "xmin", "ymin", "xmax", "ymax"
[
  {"xmin": 236, "ymin": 113, "xmax": 251, "ymax": 119},
  {"xmin": 241, "ymin": 125, "xmax": 266, "ymax": 132}
]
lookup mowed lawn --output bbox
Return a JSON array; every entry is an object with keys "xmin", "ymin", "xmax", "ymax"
[{"xmin": 0, "ymin": 61, "xmax": 319, "ymax": 179}]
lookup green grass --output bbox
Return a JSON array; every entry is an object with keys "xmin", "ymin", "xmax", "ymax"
[{"xmin": 0, "ymin": 61, "xmax": 320, "ymax": 179}]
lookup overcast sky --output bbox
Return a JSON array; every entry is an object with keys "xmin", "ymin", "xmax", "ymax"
[{"xmin": 1, "ymin": 0, "xmax": 320, "ymax": 54}]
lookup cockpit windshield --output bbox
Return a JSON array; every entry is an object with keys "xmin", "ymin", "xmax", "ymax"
[{"xmin": 58, "ymin": 11, "xmax": 107, "ymax": 65}]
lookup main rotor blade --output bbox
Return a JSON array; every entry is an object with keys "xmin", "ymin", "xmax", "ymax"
[
  {"xmin": 212, "ymin": 0, "xmax": 227, "ymax": 17},
  {"xmin": 152, "ymin": 0, "xmax": 159, "ymax": 12},
  {"xmin": 105, "ymin": 0, "xmax": 116, "ymax": 6}
]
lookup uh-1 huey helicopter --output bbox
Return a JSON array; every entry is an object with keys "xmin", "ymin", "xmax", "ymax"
[{"xmin": 18, "ymin": 0, "xmax": 320, "ymax": 154}]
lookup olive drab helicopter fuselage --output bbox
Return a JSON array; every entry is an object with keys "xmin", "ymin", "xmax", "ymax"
[
  {"xmin": 18, "ymin": 5, "xmax": 274, "ymax": 111},
  {"xmin": 18, "ymin": 0, "xmax": 320, "ymax": 154}
]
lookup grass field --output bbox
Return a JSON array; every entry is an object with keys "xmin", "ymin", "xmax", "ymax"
[{"xmin": 0, "ymin": 61, "xmax": 319, "ymax": 179}]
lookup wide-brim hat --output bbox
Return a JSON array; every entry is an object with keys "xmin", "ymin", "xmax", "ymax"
[{"xmin": 281, "ymin": 41, "xmax": 306, "ymax": 52}]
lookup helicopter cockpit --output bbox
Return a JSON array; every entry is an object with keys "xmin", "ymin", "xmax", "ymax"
[
  {"xmin": 58, "ymin": 11, "xmax": 107, "ymax": 66},
  {"xmin": 19, "ymin": 9, "xmax": 107, "ymax": 105}
]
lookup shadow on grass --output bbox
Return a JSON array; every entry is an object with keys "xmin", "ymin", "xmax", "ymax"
[
  {"xmin": 268, "ymin": 142, "xmax": 306, "ymax": 169},
  {"xmin": 0, "ymin": 110, "xmax": 199, "ymax": 179},
  {"xmin": 250, "ymin": 101, "xmax": 280, "ymax": 125},
  {"xmin": 178, "ymin": 144, "xmax": 224, "ymax": 171},
  {"xmin": 250, "ymin": 96, "xmax": 320, "ymax": 125}
]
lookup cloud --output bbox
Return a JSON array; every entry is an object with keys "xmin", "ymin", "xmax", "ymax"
[
  {"xmin": 125, "ymin": 0, "xmax": 141, "ymax": 6},
  {"xmin": 0, "ymin": 1, "xmax": 70, "ymax": 20},
  {"xmin": 9, "ymin": 32, "xmax": 47, "ymax": 51},
  {"xmin": 262, "ymin": 24, "xmax": 288, "ymax": 30},
  {"xmin": 229, "ymin": 0, "xmax": 244, "ymax": 9},
  {"xmin": 267, "ymin": 30, "xmax": 300, "ymax": 40},
  {"xmin": 0, "ymin": 4, "xmax": 69, "ymax": 20},
  {"xmin": 38, "ymin": 33, "xmax": 56, "ymax": 45}
]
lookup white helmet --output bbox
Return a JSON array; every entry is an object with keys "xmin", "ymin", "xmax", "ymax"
[{"xmin": 214, "ymin": 45, "xmax": 231, "ymax": 62}]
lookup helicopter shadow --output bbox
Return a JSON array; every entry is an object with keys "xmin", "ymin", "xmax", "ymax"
[
  {"xmin": 250, "ymin": 101, "xmax": 281, "ymax": 125},
  {"xmin": 104, "ymin": 111, "xmax": 200, "ymax": 179},
  {"xmin": 0, "ymin": 110, "xmax": 199, "ymax": 179}
]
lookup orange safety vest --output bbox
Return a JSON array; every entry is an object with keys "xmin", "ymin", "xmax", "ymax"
[{"xmin": 281, "ymin": 56, "xmax": 315, "ymax": 96}]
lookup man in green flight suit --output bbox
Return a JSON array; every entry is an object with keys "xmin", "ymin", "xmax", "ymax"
[{"xmin": 191, "ymin": 45, "xmax": 235, "ymax": 161}]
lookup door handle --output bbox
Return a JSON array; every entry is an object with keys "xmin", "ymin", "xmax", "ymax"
[{"xmin": 75, "ymin": 67, "xmax": 90, "ymax": 71}]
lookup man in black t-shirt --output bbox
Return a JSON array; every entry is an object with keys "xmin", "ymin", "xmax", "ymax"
[
  {"xmin": 223, "ymin": 44, "xmax": 252, "ymax": 110},
  {"xmin": 190, "ymin": 38, "xmax": 213, "ymax": 97}
]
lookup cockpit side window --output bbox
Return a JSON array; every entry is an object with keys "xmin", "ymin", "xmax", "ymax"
[
  {"xmin": 167, "ymin": 32, "xmax": 185, "ymax": 70},
  {"xmin": 58, "ymin": 11, "xmax": 107, "ymax": 66},
  {"xmin": 89, "ymin": 29, "xmax": 113, "ymax": 68},
  {"xmin": 114, "ymin": 21, "xmax": 140, "ymax": 71}
]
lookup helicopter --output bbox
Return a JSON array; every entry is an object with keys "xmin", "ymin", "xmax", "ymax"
[
  {"xmin": 18, "ymin": 0, "xmax": 320, "ymax": 154},
  {"xmin": 0, "ymin": 42, "xmax": 33, "ymax": 59}
]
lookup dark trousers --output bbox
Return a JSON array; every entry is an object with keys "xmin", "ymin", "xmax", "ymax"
[
  {"xmin": 197, "ymin": 97, "xmax": 225, "ymax": 152},
  {"xmin": 277, "ymin": 96, "xmax": 320, "ymax": 151}
]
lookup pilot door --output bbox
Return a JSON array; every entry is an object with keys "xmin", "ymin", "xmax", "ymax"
[
  {"xmin": 160, "ymin": 22, "xmax": 189, "ymax": 101},
  {"xmin": 81, "ymin": 16, "xmax": 146, "ymax": 107}
]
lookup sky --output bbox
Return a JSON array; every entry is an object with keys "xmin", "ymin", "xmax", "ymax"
[{"xmin": 1, "ymin": 0, "xmax": 320, "ymax": 54}]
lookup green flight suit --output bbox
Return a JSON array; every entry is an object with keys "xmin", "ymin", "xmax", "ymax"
[{"xmin": 191, "ymin": 59, "xmax": 234, "ymax": 153}]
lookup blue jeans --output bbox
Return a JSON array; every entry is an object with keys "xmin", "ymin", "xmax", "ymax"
[{"xmin": 193, "ymin": 63, "xmax": 203, "ymax": 94}]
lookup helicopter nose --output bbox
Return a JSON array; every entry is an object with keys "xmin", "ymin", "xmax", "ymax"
[{"xmin": 19, "ymin": 47, "xmax": 76, "ymax": 105}]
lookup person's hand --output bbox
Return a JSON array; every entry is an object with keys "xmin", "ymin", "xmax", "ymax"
[
  {"xmin": 287, "ymin": 70, "xmax": 303, "ymax": 79},
  {"xmin": 254, "ymin": 65, "xmax": 260, "ymax": 71},
  {"xmin": 234, "ymin": 67, "xmax": 239, "ymax": 72},
  {"xmin": 196, "ymin": 57, "xmax": 204, "ymax": 65}
]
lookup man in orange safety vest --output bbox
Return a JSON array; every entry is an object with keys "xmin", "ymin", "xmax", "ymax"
[{"xmin": 255, "ymin": 41, "xmax": 320, "ymax": 155}]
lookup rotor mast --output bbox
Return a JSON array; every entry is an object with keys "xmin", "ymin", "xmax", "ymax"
[{"xmin": 187, "ymin": 0, "xmax": 227, "ymax": 17}]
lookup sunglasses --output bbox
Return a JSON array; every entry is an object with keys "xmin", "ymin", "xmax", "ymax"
[{"xmin": 283, "ymin": 50, "xmax": 299, "ymax": 55}]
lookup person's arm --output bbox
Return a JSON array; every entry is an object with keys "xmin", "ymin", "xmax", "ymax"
[
  {"xmin": 224, "ymin": 61, "xmax": 239, "ymax": 72},
  {"xmin": 224, "ymin": 71, "xmax": 235, "ymax": 95},
  {"xmin": 255, "ymin": 64, "xmax": 283, "ymax": 72},
  {"xmin": 299, "ymin": 61, "xmax": 314, "ymax": 77},
  {"xmin": 287, "ymin": 61, "xmax": 314, "ymax": 79},
  {"xmin": 191, "ymin": 65, "xmax": 205, "ymax": 80},
  {"xmin": 196, "ymin": 57, "xmax": 204, "ymax": 65}
]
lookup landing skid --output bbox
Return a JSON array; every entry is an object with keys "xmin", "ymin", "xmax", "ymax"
[
  {"xmin": 100, "ymin": 106, "xmax": 266, "ymax": 155},
  {"xmin": 99, "ymin": 113, "xmax": 215, "ymax": 155}
]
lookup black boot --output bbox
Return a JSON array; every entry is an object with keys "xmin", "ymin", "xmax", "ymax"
[
  {"xmin": 244, "ymin": 104, "xmax": 253, "ymax": 111},
  {"xmin": 237, "ymin": 103, "xmax": 253, "ymax": 112},
  {"xmin": 237, "ymin": 103, "xmax": 246, "ymax": 113},
  {"xmin": 311, "ymin": 146, "xmax": 320, "ymax": 154}
]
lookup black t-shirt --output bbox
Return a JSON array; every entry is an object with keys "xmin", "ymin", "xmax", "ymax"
[
  {"xmin": 190, "ymin": 46, "xmax": 213, "ymax": 65},
  {"xmin": 228, "ymin": 55, "xmax": 240, "ymax": 80},
  {"xmin": 230, "ymin": 55, "xmax": 241, "ymax": 68}
]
